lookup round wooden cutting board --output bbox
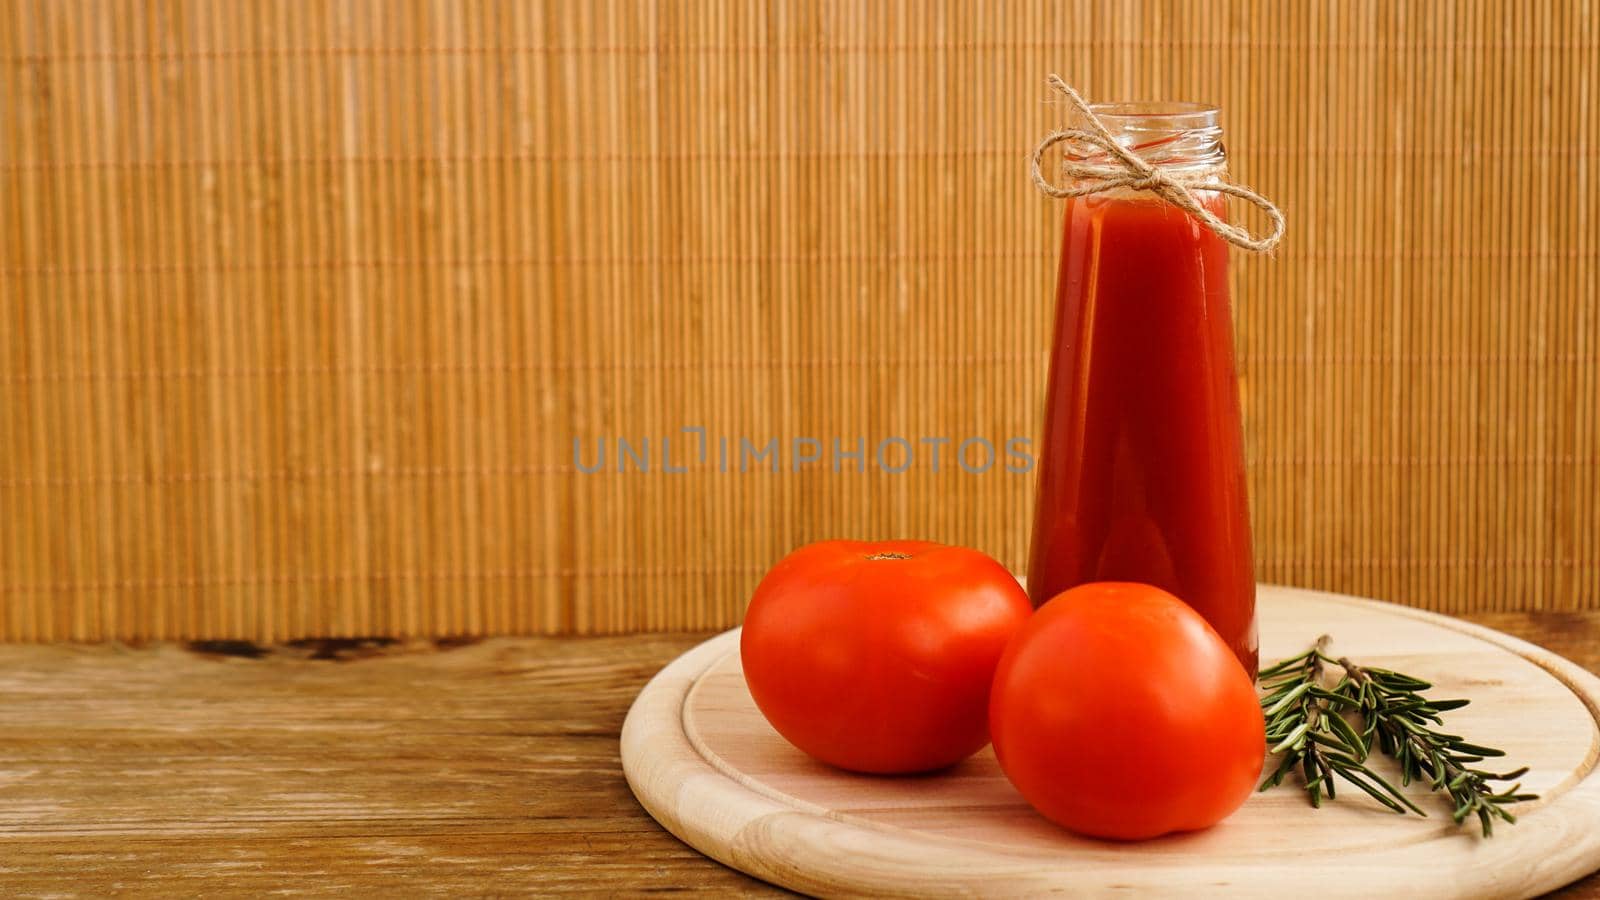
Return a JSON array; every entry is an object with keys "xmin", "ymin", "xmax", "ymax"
[{"xmin": 621, "ymin": 585, "xmax": 1600, "ymax": 898}]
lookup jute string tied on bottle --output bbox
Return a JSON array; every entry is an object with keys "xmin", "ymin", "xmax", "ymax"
[{"xmin": 1030, "ymin": 75, "xmax": 1285, "ymax": 253}]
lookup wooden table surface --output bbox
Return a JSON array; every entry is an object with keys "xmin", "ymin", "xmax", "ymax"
[{"xmin": 2, "ymin": 610, "xmax": 1598, "ymax": 898}]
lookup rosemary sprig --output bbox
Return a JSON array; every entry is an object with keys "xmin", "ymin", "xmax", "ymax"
[
  {"xmin": 1257, "ymin": 637, "xmax": 1422, "ymax": 816},
  {"xmin": 1258, "ymin": 637, "xmax": 1538, "ymax": 837},
  {"xmin": 1337, "ymin": 655, "xmax": 1539, "ymax": 836}
]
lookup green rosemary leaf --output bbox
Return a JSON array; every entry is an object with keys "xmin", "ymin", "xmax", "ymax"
[
  {"xmin": 1258, "ymin": 650, "xmax": 1315, "ymax": 678},
  {"xmin": 1308, "ymin": 687, "xmax": 1361, "ymax": 708},
  {"xmin": 1302, "ymin": 752, "xmax": 1322, "ymax": 808},
  {"xmin": 1259, "ymin": 684, "xmax": 1303, "ymax": 709},
  {"xmin": 1259, "ymin": 752, "xmax": 1298, "ymax": 792},
  {"xmin": 1324, "ymin": 709, "xmax": 1368, "ymax": 759},
  {"xmin": 1325, "ymin": 762, "xmax": 1409, "ymax": 815},
  {"xmin": 1344, "ymin": 763, "xmax": 1427, "ymax": 815},
  {"xmin": 1319, "ymin": 749, "xmax": 1365, "ymax": 767},
  {"xmin": 1309, "ymin": 730, "xmax": 1351, "ymax": 750},
  {"xmin": 1449, "ymin": 742, "xmax": 1507, "ymax": 758},
  {"xmin": 1264, "ymin": 682, "xmax": 1313, "ymax": 717},
  {"xmin": 1370, "ymin": 670, "xmax": 1433, "ymax": 691},
  {"xmin": 1270, "ymin": 722, "xmax": 1310, "ymax": 755},
  {"xmin": 1262, "ymin": 753, "xmax": 1297, "ymax": 788}
]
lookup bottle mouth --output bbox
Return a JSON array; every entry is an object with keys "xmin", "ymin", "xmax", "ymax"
[
  {"xmin": 1070, "ymin": 102, "xmax": 1225, "ymax": 171},
  {"xmin": 1087, "ymin": 101, "xmax": 1219, "ymax": 130}
]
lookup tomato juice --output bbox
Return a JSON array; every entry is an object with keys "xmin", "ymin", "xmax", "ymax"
[{"xmin": 1026, "ymin": 187, "xmax": 1258, "ymax": 677}]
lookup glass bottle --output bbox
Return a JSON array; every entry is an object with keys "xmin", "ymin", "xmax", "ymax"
[{"xmin": 1025, "ymin": 102, "xmax": 1258, "ymax": 677}]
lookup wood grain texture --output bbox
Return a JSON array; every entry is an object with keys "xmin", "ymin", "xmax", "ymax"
[
  {"xmin": 0, "ymin": 607, "xmax": 1594, "ymax": 896},
  {"xmin": 1, "ymin": 1, "xmax": 1597, "ymax": 642},
  {"xmin": 624, "ymin": 586, "xmax": 1600, "ymax": 898},
  {"xmin": 0, "ymin": 631, "xmax": 780, "ymax": 897}
]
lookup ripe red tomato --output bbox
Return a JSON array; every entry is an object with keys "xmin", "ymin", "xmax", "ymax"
[
  {"xmin": 989, "ymin": 582, "xmax": 1264, "ymax": 840},
  {"xmin": 741, "ymin": 540, "xmax": 1033, "ymax": 774}
]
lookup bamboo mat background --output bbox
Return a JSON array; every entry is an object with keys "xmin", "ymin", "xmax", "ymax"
[{"xmin": 1, "ymin": 0, "xmax": 1596, "ymax": 642}]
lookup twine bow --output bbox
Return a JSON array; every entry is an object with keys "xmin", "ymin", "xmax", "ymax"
[{"xmin": 1030, "ymin": 75, "xmax": 1285, "ymax": 253}]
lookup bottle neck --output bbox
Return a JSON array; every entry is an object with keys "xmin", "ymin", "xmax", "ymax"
[{"xmin": 1069, "ymin": 101, "xmax": 1225, "ymax": 174}]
